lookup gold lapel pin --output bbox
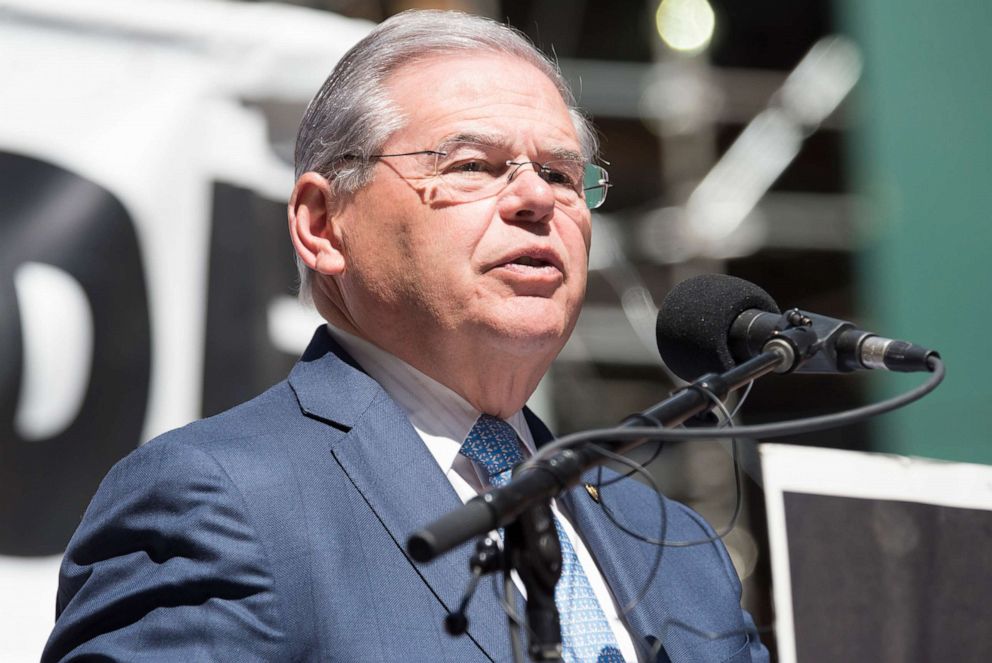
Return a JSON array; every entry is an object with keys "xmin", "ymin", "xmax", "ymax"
[{"xmin": 583, "ymin": 483, "xmax": 600, "ymax": 503}]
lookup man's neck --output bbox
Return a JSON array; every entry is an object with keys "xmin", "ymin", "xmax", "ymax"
[{"xmin": 314, "ymin": 297, "xmax": 555, "ymax": 418}]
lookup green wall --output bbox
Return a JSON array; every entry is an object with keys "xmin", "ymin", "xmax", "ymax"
[{"xmin": 843, "ymin": 1, "xmax": 992, "ymax": 463}]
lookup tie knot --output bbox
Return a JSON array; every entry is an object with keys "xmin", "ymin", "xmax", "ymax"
[{"xmin": 460, "ymin": 414, "xmax": 525, "ymax": 484}]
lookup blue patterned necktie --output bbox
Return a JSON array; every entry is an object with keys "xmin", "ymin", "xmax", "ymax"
[{"xmin": 460, "ymin": 415, "xmax": 625, "ymax": 663}]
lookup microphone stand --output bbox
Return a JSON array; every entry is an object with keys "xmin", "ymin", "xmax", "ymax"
[{"xmin": 409, "ymin": 345, "xmax": 798, "ymax": 661}]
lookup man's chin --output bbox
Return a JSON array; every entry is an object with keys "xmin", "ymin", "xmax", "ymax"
[{"xmin": 481, "ymin": 305, "xmax": 576, "ymax": 357}]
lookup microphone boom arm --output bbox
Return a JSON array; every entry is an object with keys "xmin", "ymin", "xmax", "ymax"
[{"xmin": 406, "ymin": 349, "xmax": 789, "ymax": 564}]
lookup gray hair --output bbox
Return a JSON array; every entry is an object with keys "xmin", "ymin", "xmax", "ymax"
[{"xmin": 293, "ymin": 9, "xmax": 598, "ymax": 302}]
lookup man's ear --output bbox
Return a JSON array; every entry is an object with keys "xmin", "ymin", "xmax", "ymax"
[{"xmin": 288, "ymin": 172, "xmax": 346, "ymax": 276}]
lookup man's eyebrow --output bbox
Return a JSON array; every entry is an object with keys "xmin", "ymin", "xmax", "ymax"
[
  {"xmin": 441, "ymin": 132, "xmax": 507, "ymax": 148},
  {"xmin": 550, "ymin": 146, "xmax": 584, "ymax": 162}
]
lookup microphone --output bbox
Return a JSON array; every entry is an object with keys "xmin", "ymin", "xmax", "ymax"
[{"xmin": 656, "ymin": 274, "xmax": 938, "ymax": 381}]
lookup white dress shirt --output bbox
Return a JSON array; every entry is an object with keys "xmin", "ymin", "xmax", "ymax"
[{"xmin": 326, "ymin": 324, "xmax": 639, "ymax": 662}]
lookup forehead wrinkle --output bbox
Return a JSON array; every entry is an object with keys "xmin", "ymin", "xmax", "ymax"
[
  {"xmin": 385, "ymin": 55, "xmax": 582, "ymax": 158},
  {"xmin": 439, "ymin": 132, "xmax": 583, "ymax": 163}
]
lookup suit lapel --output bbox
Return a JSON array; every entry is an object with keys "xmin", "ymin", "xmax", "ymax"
[{"xmin": 288, "ymin": 328, "xmax": 510, "ymax": 660}]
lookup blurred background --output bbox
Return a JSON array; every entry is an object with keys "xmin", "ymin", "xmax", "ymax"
[{"xmin": 2, "ymin": 0, "xmax": 990, "ymax": 660}]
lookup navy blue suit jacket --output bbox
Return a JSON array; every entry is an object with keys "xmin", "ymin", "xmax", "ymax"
[{"xmin": 45, "ymin": 327, "xmax": 767, "ymax": 662}]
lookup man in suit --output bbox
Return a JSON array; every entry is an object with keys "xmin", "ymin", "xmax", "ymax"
[{"xmin": 45, "ymin": 10, "xmax": 768, "ymax": 662}]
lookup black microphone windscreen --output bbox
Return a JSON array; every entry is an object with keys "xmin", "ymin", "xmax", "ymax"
[{"xmin": 656, "ymin": 274, "xmax": 780, "ymax": 381}]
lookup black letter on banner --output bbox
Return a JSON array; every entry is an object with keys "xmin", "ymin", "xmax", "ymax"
[
  {"xmin": 0, "ymin": 152, "xmax": 151, "ymax": 556},
  {"xmin": 202, "ymin": 182, "xmax": 299, "ymax": 417}
]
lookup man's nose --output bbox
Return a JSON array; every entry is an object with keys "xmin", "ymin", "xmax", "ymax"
[{"xmin": 497, "ymin": 167, "xmax": 555, "ymax": 224}]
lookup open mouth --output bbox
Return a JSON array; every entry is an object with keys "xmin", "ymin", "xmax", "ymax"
[
  {"xmin": 510, "ymin": 256, "xmax": 553, "ymax": 268},
  {"xmin": 495, "ymin": 248, "xmax": 564, "ymax": 274}
]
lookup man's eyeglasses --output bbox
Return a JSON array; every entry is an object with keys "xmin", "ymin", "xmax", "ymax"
[{"xmin": 339, "ymin": 140, "xmax": 611, "ymax": 210}]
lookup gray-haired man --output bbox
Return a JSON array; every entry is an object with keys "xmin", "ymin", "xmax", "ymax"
[{"xmin": 45, "ymin": 10, "xmax": 767, "ymax": 662}]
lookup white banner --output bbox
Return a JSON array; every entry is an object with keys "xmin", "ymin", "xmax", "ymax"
[
  {"xmin": 0, "ymin": 1, "xmax": 370, "ymax": 659},
  {"xmin": 762, "ymin": 443, "xmax": 992, "ymax": 663}
]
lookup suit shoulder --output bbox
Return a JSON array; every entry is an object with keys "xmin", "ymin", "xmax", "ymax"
[
  {"xmin": 49, "ymin": 414, "xmax": 290, "ymax": 662},
  {"xmin": 168, "ymin": 379, "xmax": 300, "ymax": 443},
  {"xmin": 80, "ymin": 380, "xmax": 301, "ymax": 513}
]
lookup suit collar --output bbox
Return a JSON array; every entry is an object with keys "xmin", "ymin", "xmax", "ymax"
[
  {"xmin": 287, "ymin": 326, "xmax": 512, "ymax": 659},
  {"xmin": 287, "ymin": 326, "xmax": 382, "ymax": 429},
  {"xmin": 523, "ymin": 408, "xmax": 555, "ymax": 448}
]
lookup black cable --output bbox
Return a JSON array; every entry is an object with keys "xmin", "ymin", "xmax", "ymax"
[
  {"xmin": 491, "ymin": 572, "xmax": 526, "ymax": 663},
  {"xmin": 492, "ymin": 362, "xmax": 944, "ymax": 657},
  {"xmin": 524, "ymin": 358, "xmax": 945, "ymax": 466},
  {"xmin": 728, "ymin": 381, "xmax": 754, "ymax": 420},
  {"xmin": 594, "ymin": 412, "xmax": 665, "ymax": 488},
  {"xmin": 571, "ymin": 445, "xmax": 760, "ymax": 661},
  {"xmin": 593, "ymin": 380, "xmax": 754, "ymax": 490},
  {"xmin": 570, "ymin": 445, "xmax": 665, "ymax": 663},
  {"xmin": 502, "ymin": 361, "xmax": 944, "ymax": 651},
  {"xmin": 599, "ymin": 381, "xmax": 754, "ymax": 545},
  {"xmin": 592, "ymin": 386, "xmax": 745, "ymax": 548},
  {"xmin": 663, "ymin": 384, "xmax": 744, "ymax": 548},
  {"xmin": 584, "ymin": 445, "xmax": 667, "ymax": 613}
]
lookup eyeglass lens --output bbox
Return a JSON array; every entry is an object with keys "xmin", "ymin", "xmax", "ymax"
[{"xmin": 429, "ymin": 141, "xmax": 608, "ymax": 210}]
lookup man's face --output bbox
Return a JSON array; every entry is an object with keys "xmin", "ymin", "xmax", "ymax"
[{"xmin": 333, "ymin": 53, "xmax": 592, "ymax": 366}]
